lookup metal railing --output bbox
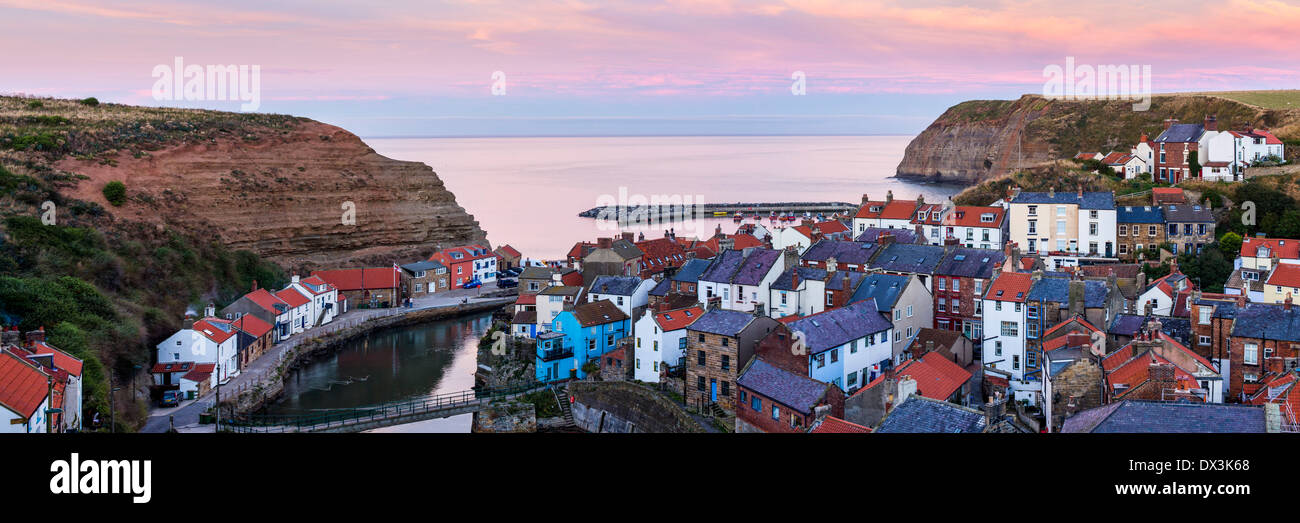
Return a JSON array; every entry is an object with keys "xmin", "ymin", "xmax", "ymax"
[{"xmin": 225, "ymin": 381, "xmax": 549, "ymax": 433}]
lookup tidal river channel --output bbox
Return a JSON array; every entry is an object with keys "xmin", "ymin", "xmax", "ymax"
[{"xmin": 262, "ymin": 312, "xmax": 493, "ymax": 433}]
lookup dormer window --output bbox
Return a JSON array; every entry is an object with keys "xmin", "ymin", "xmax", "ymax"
[
  {"xmin": 918, "ymin": 211, "xmax": 927, "ymax": 221},
  {"xmin": 980, "ymin": 213, "xmax": 994, "ymax": 223}
]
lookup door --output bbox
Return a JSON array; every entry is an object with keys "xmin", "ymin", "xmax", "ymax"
[{"xmin": 710, "ymin": 379, "xmax": 717, "ymax": 402}]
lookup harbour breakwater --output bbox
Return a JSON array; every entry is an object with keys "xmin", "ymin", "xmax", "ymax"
[{"xmin": 578, "ymin": 201, "xmax": 857, "ymax": 220}]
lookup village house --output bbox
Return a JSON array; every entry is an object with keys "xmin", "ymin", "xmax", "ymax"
[
  {"xmin": 856, "ymin": 226, "xmax": 921, "ymax": 245},
  {"xmin": 400, "ymin": 260, "xmax": 450, "ymax": 296},
  {"xmin": 1130, "ymin": 137, "xmax": 1155, "ymax": 176},
  {"xmin": 494, "ymin": 244, "xmax": 522, "ymax": 270},
  {"xmin": 892, "ymin": 349, "xmax": 973, "ymax": 405},
  {"xmin": 1138, "ymin": 263, "xmax": 1193, "ymax": 316},
  {"xmin": 872, "ymin": 389, "xmax": 990, "ymax": 433},
  {"xmin": 1227, "ymin": 235, "xmax": 1300, "ymax": 302},
  {"xmin": 633, "ymin": 305, "xmax": 704, "ymax": 383},
  {"xmin": 981, "ymin": 270, "xmax": 1034, "ymax": 404},
  {"xmin": 289, "ymin": 275, "xmax": 339, "ymax": 327},
  {"xmin": 534, "ymin": 299, "xmax": 630, "ymax": 382},
  {"xmin": 535, "ymin": 284, "xmax": 584, "ymax": 334},
  {"xmin": 867, "ymin": 242, "xmax": 945, "ymax": 292},
  {"xmin": 1039, "ymin": 326, "xmax": 1104, "ymax": 432},
  {"xmin": 767, "ymin": 266, "xmax": 874, "ymax": 319},
  {"xmin": 429, "ymin": 244, "xmax": 499, "ymax": 288},
  {"xmin": 155, "ymin": 305, "xmax": 240, "ymax": 388},
  {"xmin": 852, "ymin": 192, "xmax": 924, "ymax": 233},
  {"xmin": 587, "ymin": 275, "xmax": 656, "ymax": 323},
  {"xmin": 312, "ymin": 267, "xmax": 406, "ymax": 309},
  {"xmin": 1231, "ymin": 128, "xmax": 1286, "ymax": 166},
  {"xmin": 764, "ymin": 300, "xmax": 894, "ymax": 392},
  {"xmin": 1101, "ymin": 151, "xmax": 1147, "ymax": 179},
  {"xmin": 684, "ymin": 308, "xmax": 781, "ymax": 412},
  {"xmin": 1116, "ymin": 206, "xmax": 1165, "ymax": 261},
  {"xmin": 911, "ymin": 202, "xmax": 946, "ymax": 245},
  {"xmin": 1102, "ymin": 325, "xmax": 1224, "ymax": 404},
  {"xmin": 800, "ymin": 239, "xmax": 881, "ymax": 273},
  {"xmin": 0, "ymin": 347, "xmax": 53, "ymax": 433},
  {"xmin": 696, "ymin": 248, "xmax": 786, "ymax": 313},
  {"xmin": 905, "ymin": 328, "xmax": 974, "ymax": 368},
  {"xmin": 274, "ymin": 287, "xmax": 313, "ymax": 336},
  {"xmin": 932, "ymin": 245, "xmax": 1005, "ymax": 340},
  {"xmin": 1227, "ymin": 300, "xmax": 1300, "ymax": 402},
  {"xmin": 770, "ymin": 219, "xmax": 852, "ymax": 253},
  {"xmin": 230, "ymin": 313, "xmax": 274, "ymax": 370},
  {"xmin": 735, "ymin": 357, "xmax": 845, "ymax": 433},
  {"xmin": 1074, "ymin": 152, "xmax": 1104, "ymax": 161},
  {"xmin": 220, "ymin": 284, "xmax": 293, "ymax": 342},
  {"xmin": 850, "ymin": 273, "xmax": 932, "ymax": 366},
  {"xmin": 633, "ymin": 234, "xmax": 688, "ymax": 278},
  {"xmin": 2, "ymin": 328, "xmax": 84, "ymax": 432},
  {"xmin": 510, "ymin": 294, "xmax": 538, "ymax": 338},
  {"xmin": 581, "ymin": 234, "xmax": 644, "ymax": 286},
  {"xmin": 1163, "ymin": 201, "xmax": 1215, "ymax": 256},
  {"xmin": 1264, "ymin": 264, "xmax": 1300, "ymax": 304},
  {"xmin": 1187, "ymin": 293, "xmax": 1241, "ymax": 372},
  {"xmin": 1007, "ymin": 187, "xmax": 1118, "ymax": 267},
  {"xmin": 1152, "ymin": 118, "xmax": 1207, "ymax": 184},
  {"xmin": 941, "ymin": 205, "xmax": 1008, "ymax": 250}
]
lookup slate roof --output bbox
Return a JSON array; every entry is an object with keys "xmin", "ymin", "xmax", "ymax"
[
  {"xmin": 1027, "ymin": 277, "xmax": 1110, "ymax": 308},
  {"xmin": 1010, "ymin": 191, "xmax": 1115, "ymax": 210},
  {"xmin": 855, "ymin": 227, "xmax": 919, "ymax": 244},
  {"xmin": 671, "ymin": 258, "xmax": 713, "ymax": 283},
  {"xmin": 688, "ymin": 309, "xmax": 757, "ymax": 337},
  {"xmin": 869, "ymin": 243, "xmax": 945, "ymax": 275},
  {"xmin": 648, "ymin": 277, "xmax": 671, "ymax": 297},
  {"xmin": 572, "ymin": 300, "xmax": 629, "ymax": 327},
  {"xmin": 733, "ymin": 249, "xmax": 781, "ymax": 286},
  {"xmin": 802, "ymin": 240, "xmax": 881, "ymax": 266},
  {"xmin": 698, "ymin": 249, "xmax": 746, "ymax": 284},
  {"xmin": 770, "ymin": 266, "xmax": 828, "ymax": 291},
  {"xmin": 400, "ymin": 260, "xmax": 446, "ymax": 274},
  {"xmin": 511, "ymin": 310, "xmax": 537, "ymax": 325},
  {"xmin": 848, "ymin": 273, "xmax": 909, "ymax": 310},
  {"xmin": 1163, "ymin": 203, "xmax": 1214, "ymax": 223},
  {"xmin": 589, "ymin": 275, "xmax": 645, "ymax": 296},
  {"xmin": 1117, "ymin": 206, "xmax": 1165, "ymax": 223},
  {"xmin": 823, "ymin": 270, "xmax": 866, "ymax": 292},
  {"xmin": 1153, "ymin": 123, "xmax": 1205, "ymax": 143},
  {"xmin": 1060, "ymin": 400, "xmax": 1266, "ymax": 433},
  {"xmin": 1230, "ymin": 302, "xmax": 1300, "ymax": 343},
  {"xmin": 519, "ymin": 266, "xmax": 555, "ymax": 280},
  {"xmin": 786, "ymin": 300, "xmax": 891, "ymax": 355},
  {"xmin": 935, "ymin": 247, "xmax": 1004, "ymax": 279},
  {"xmin": 737, "ymin": 358, "xmax": 832, "ymax": 415},
  {"xmin": 874, "ymin": 396, "xmax": 987, "ymax": 433}
]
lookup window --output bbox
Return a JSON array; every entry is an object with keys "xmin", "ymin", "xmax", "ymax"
[
  {"xmin": 950, "ymin": 299, "xmax": 959, "ymax": 313},
  {"xmin": 894, "ymin": 330, "xmax": 901, "ymax": 343},
  {"xmin": 1057, "ymin": 206, "xmax": 1066, "ymax": 217},
  {"xmin": 907, "ymin": 305, "xmax": 914, "ymax": 317},
  {"xmin": 1148, "ymin": 225, "xmax": 1157, "ymax": 237},
  {"xmin": 1027, "ymin": 322, "xmax": 1039, "ymax": 339},
  {"xmin": 995, "ymin": 301, "xmax": 1002, "ymax": 311},
  {"xmin": 1199, "ymin": 335, "xmax": 1211, "ymax": 346},
  {"xmin": 771, "ymin": 405, "xmax": 780, "ymax": 420},
  {"xmin": 882, "ymin": 330, "xmax": 888, "ymax": 342},
  {"xmin": 697, "ymin": 376, "xmax": 705, "ymax": 391},
  {"xmin": 816, "ymin": 354, "xmax": 825, "ymax": 368},
  {"xmin": 1001, "ymin": 321, "xmax": 1018, "ymax": 337},
  {"xmin": 938, "ymin": 278, "xmax": 946, "ymax": 291},
  {"xmin": 995, "ymin": 341, "xmax": 1003, "ymax": 357},
  {"xmin": 1089, "ymin": 223, "xmax": 1098, "ymax": 236},
  {"xmin": 848, "ymin": 371, "xmax": 858, "ymax": 386},
  {"xmin": 953, "ymin": 279, "xmax": 960, "ymax": 292},
  {"xmin": 937, "ymin": 301, "xmax": 946, "ymax": 313},
  {"xmin": 636, "ymin": 358, "xmax": 641, "ymax": 369},
  {"xmin": 1199, "ymin": 308, "xmax": 1211, "ymax": 325},
  {"xmin": 720, "ymin": 381, "xmax": 729, "ymax": 397},
  {"xmin": 895, "ymin": 309, "xmax": 902, "ymax": 321},
  {"xmin": 1013, "ymin": 355, "xmax": 1020, "ymax": 370},
  {"xmin": 906, "ymin": 326, "xmax": 913, "ymax": 339},
  {"xmin": 1028, "ymin": 205, "xmax": 1037, "ymax": 216},
  {"xmin": 697, "ymin": 350, "xmax": 706, "ymax": 366},
  {"xmin": 1244, "ymin": 343, "xmax": 1258, "ymax": 365},
  {"xmin": 1028, "ymin": 220, "xmax": 1037, "ymax": 235},
  {"xmin": 829, "ymin": 349, "xmax": 838, "ymax": 363},
  {"xmin": 1057, "ymin": 220, "xmax": 1067, "ymax": 234},
  {"xmin": 721, "ymin": 355, "xmax": 730, "ymax": 370},
  {"xmin": 751, "ymin": 396, "xmax": 761, "ymax": 410}
]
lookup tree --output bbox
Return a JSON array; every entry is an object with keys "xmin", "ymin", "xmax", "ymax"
[
  {"xmin": 1188, "ymin": 150, "xmax": 1201, "ymax": 179},
  {"xmin": 1179, "ymin": 246, "xmax": 1233, "ymax": 293},
  {"xmin": 102, "ymin": 181, "xmax": 126, "ymax": 206},
  {"xmin": 79, "ymin": 97, "xmax": 99, "ymax": 106},
  {"xmin": 1218, "ymin": 231, "xmax": 1243, "ymax": 257}
]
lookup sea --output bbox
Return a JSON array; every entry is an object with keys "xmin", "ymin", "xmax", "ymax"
[{"xmin": 367, "ymin": 135, "xmax": 966, "ymax": 260}]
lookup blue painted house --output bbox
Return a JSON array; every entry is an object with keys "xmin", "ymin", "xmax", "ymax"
[{"xmin": 535, "ymin": 299, "xmax": 630, "ymax": 382}]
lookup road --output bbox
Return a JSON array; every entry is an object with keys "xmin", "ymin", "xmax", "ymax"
[{"xmin": 140, "ymin": 286, "xmax": 515, "ymax": 433}]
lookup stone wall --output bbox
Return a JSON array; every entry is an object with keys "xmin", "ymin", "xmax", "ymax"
[{"xmin": 568, "ymin": 381, "xmax": 704, "ymax": 433}]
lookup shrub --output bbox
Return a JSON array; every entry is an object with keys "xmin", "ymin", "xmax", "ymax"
[
  {"xmin": 79, "ymin": 97, "xmax": 100, "ymax": 106},
  {"xmin": 27, "ymin": 100, "xmax": 44, "ymax": 109},
  {"xmin": 102, "ymin": 181, "xmax": 126, "ymax": 206}
]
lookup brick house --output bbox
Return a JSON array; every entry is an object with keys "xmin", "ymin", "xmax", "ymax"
[
  {"xmin": 1228, "ymin": 300, "xmax": 1300, "ymax": 402},
  {"xmin": 1152, "ymin": 118, "xmax": 1207, "ymax": 184},
  {"xmin": 684, "ymin": 308, "xmax": 782, "ymax": 412},
  {"xmin": 931, "ymin": 244, "xmax": 1005, "ymax": 340},
  {"xmin": 494, "ymin": 244, "xmax": 522, "ymax": 270},
  {"xmin": 1115, "ymin": 205, "xmax": 1165, "ymax": 261},
  {"xmin": 400, "ymin": 260, "xmax": 449, "ymax": 296},
  {"xmin": 735, "ymin": 357, "xmax": 845, "ymax": 433}
]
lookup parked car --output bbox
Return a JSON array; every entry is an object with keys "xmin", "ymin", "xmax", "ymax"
[
  {"xmin": 159, "ymin": 390, "xmax": 182, "ymax": 407},
  {"xmin": 497, "ymin": 278, "xmax": 519, "ymax": 288},
  {"xmin": 505, "ymin": 267, "xmax": 524, "ymax": 277},
  {"xmin": 463, "ymin": 278, "xmax": 482, "ymax": 288}
]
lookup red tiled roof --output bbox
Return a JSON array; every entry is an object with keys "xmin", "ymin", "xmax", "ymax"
[
  {"xmin": 245, "ymin": 288, "xmax": 289, "ymax": 316},
  {"xmin": 909, "ymin": 203, "xmax": 945, "ymax": 225},
  {"xmin": 192, "ymin": 318, "xmax": 237, "ymax": 344},
  {"xmin": 986, "ymin": 272, "xmax": 1032, "ymax": 302},
  {"xmin": 943, "ymin": 206, "xmax": 1005, "ymax": 228},
  {"xmin": 1101, "ymin": 152, "xmax": 1134, "ymax": 165},
  {"xmin": 1106, "ymin": 351, "xmax": 1198, "ymax": 395},
  {"xmin": 429, "ymin": 244, "xmax": 497, "ymax": 265},
  {"xmin": 150, "ymin": 361, "xmax": 195, "ymax": 374},
  {"xmin": 0, "ymin": 349, "xmax": 50, "ymax": 418},
  {"xmin": 701, "ymin": 233, "xmax": 763, "ymax": 253},
  {"xmin": 275, "ymin": 287, "xmax": 311, "ymax": 308},
  {"xmin": 810, "ymin": 416, "xmax": 872, "ymax": 433},
  {"xmin": 854, "ymin": 200, "xmax": 889, "ymax": 219},
  {"xmin": 896, "ymin": 352, "xmax": 971, "ymax": 401},
  {"xmin": 567, "ymin": 241, "xmax": 596, "ymax": 260},
  {"xmin": 496, "ymin": 244, "xmax": 521, "ymax": 258},
  {"xmin": 1241, "ymin": 236, "xmax": 1300, "ymax": 260},
  {"xmin": 1249, "ymin": 373, "xmax": 1300, "ymax": 416},
  {"xmin": 28, "ymin": 342, "xmax": 83, "ymax": 377},
  {"xmin": 181, "ymin": 363, "xmax": 215, "ymax": 383},
  {"xmin": 1152, "ymin": 187, "xmax": 1184, "ymax": 204},
  {"xmin": 1074, "ymin": 152, "xmax": 1100, "ymax": 160},
  {"xmin": 1157, "ymin": 332, "xmax": 1217, "ymax": 372},
  {"xmin": 312, "ymin": 267, "xmax": 404, "ymax": 292},
  {"xmin": 515, "ymin": 294, "xmax": 537, "ymax": 306},
  {"xmin": 635, "ymin": 237, "xmax": 687, "ymax": 274},
  {"xmin": 877, "ymin": 200, "xmax": 920, "ymax": 220},
  {"xmin": 232, "ymin": 314, "xmax": 273, "ymax": 338},
  {"xmin": 792, "ymin": 220, "xmax": 850, "ymax": 240},
  {"xmin": 654, "ymin": 306, "xmax": 705, "ymax": 331},
  {"xmin": 1266, "ymin": 263, "xmax": 1300, "ymax": 289}
]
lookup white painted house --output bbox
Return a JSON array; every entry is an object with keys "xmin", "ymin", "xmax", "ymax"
[
  {"xmin": 275, "ymin": 287, "xmax": 314, "ymax": 336},
  {"xmin": 633, "ymin": 306, "xmax": 704, "ymax": 382},
  {"xmin": 155, "ymin": 313, "xmax": 240, "ymax": 385},
  {"xmin": 0, "ymin": 349, "xmax": 51, "ymax": 434},
  {"xmin": 587, "ymin": 275, "xmax": 656, "ymax": 323},
  {"xmin": 697, "ymin": 248, "xmax": 785, "ymax": 313},
  {"xmin": 981, "ymin": 271, "xmax": 1037, "ymax": 404},
  {"xmin": 289, "ymin": 275, "xmax": 339, "ymax": 327}
]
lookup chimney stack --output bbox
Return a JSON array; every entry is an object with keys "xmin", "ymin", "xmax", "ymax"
[
  {"xmin": 896, "ymin": 375, "xmax": 917, "ymax": 404},
  {"xmin": 1068, "ymin": 279, "xmax": 1085, "ymax": 318},
  {"xmin": 1204, "ymin": 115, "xmax": 1217, "ymax": 132},
  {"xmin": 597, "ymin": 237, "xmax": 612, "ymax": 249},
  {"xmin": 205, "ymin": 302, "xmax": 216, "ymax": 318},
  {"xmin": 24, "ymin": 326, "xmax": 45, "ymax": 346},
  {"xmin": 1286, "ymin": 293, "xmax": 1294, "ymax": 312},
  {"xmin": 885, "ymin": 190, "xmax": 894, "ymax": 203},
  {"xmin": 1164, "ymin": 118, "xmax": 1178, "ymax": 130},
  {"xmin": 878, "ymin": 232, "xmax": 895, "ymax": 247},
  {"xmin": 252, "ymin": 279, "xmax": 258, "ymax": 291},
  {"xmin": 861, "ymin": 193, "xmax": 871, "ymax": 206},
  {"xmin": 825, "ymin": 256, "xmax": 838, "ymax": 273}
]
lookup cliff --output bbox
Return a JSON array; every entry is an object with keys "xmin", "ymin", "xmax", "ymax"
[
  {"xmin": 897, "ymin": 92, "xmax": 1300, "ymax": 185},
  {"xmin": 2, "ymin": 96, "xmax": 486, "ymax": 271}
]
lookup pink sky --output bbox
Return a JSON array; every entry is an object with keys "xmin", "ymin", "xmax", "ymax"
[{"xmin": 2, "ymin": 0, "xmax": 1298, "ymax": 129}]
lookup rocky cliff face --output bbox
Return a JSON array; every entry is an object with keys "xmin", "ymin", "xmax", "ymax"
[
  {"xmin": 52, "ymin": 118, "xmax": 486, "ymax": 270},
  {"xmin": 897, "ymin": 94, "xmax": 1298, "ymax": 185}
]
